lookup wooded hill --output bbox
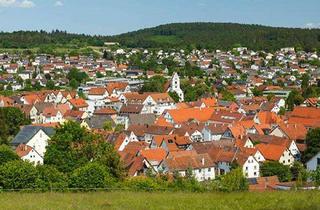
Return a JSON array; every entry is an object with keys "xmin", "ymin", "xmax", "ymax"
[
  {"xmin": 113, "ymin": 23, "xmax": 320, "ymax": 51},
  {"xmin": 1, "ymin": 23, "xmax": 320, "ymax": 51}
]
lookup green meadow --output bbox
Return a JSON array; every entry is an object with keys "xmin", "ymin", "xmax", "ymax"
[{"xmin": 1, "ymin": 191, "xmax": 320, "ymax": 210}]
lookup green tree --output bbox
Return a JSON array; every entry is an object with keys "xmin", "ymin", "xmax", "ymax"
[
  {"xmin": 301, "ymin": 73, "xmax": 310, "ymax": 90},
  {"xmin": 0, "ymin": 145, "xmax": 19, "ymax": 164},
  {"xmin": 286, "ymin": 90, "xmax": 304, "ymax": 111},
  {"xmin": 69, "ymin": 78, "xmax": 79, "ymax": 90},
  {"xmin": 0, "ymin": 160, "xmax": 38, "ymax": 189},
  {"xmin": 69, "ymin": 162, "xmax": 115, "ymax": 189},
  {"xmin": 260, "ymin": 161, "xmax": 292, "ymax": 182},
  {"xmin": 114, "ymin": 124, "xmax": 125, "ymax": 133},
  {"xmin": 252, "ymin": 87, "xmax": 263, "ymax": 96},
  {"xmin": 44, "ymin": 121, "xmax": 123, "ymax": 178},
  {"xmin": 46, "ymin": 80, "xmax": 55, "ymax": 90},
  {"xmin": 302, "ymin": 128, "xmax": 320, "ymax": 163},
  {"xmin": 141, "ymin": 76, "xmax": 167, "ymax": 92},
  {"xmin": 219, "ymin": 168, "xmax": 248, "ymax": 192},
  {"xmin": 103, "ymin": 121, "xmax": 113, "ymax": 131},
  {"xmin": 96, "ymin": 71, "xmax": 104, "ymax": 78},
  {"xmin": 36, "ymin": 165, "xmax": 67, "ymax": 190},
  {"xmin": 168, "ymin": 91, "xmax": 180, "ymax": 102},
  {"xmin": 221, "ymin": 90, "xmax": 236, "ymax": 102},
  {"xmin": 67, "ymin": 68, "xmax": 88, "ymax": 87},
  {"xmin": 0, "ymin": 107, "xmax": 31, "ymax": 145},
  {"xmin": 311, "ymin": 167, "xmax": 320, "ymax": 186}
]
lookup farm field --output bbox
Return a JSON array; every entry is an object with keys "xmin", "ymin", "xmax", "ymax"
[{"xmin": 1, "ymin": 191, "xmax": 320, "ymax": 210}]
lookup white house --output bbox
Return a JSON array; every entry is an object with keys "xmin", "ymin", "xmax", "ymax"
[
  {"xmin": 158, "ymin": 151, "xmax": 215, "ymax": 181},
  {"xmin": 16, "ymin": 144, "xmax": 44, "ymax": 165},
  {"xmin": 236, "ymin": 154, "xmax": 260, "ymax": 178},
  {"xmin": 11, "ymin": 126, "xmax": 55, "ymax": 163},
  {"xmin": 306, "ymin": 152, "xmax": 320, "ymax": 171}
]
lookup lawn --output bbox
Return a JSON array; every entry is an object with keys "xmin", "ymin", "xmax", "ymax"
[{"xmin": 1, "ymin": 191, "xmax": 320, "ymax": 210}]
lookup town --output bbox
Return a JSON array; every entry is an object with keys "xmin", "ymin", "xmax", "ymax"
[{"xmin": 1, "ymin": 44, "xmax": 320, "ymax": 192}]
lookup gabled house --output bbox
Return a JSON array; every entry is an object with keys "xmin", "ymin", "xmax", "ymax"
[
  {"xmin": 67, "ymin": 98, "xmax": 89, "ymax": 112},
  {"xmin": 87, "ymin": 87, "xmax": 109, "ymax": 101},
  {"xmin": 16, "ymin": 144, "xmax": 43, "ymax": 165},
  {"xmin": 202, "ymin": 124, "xmax": 228, "ymax": 141},
  {"xmin": 256, "ymin": 144, "xmax": 294, "ymax": 166},
  {"xmin": 158, "ymin": 150, "xmax": 215, "ymax": 181},
  {"xmin": 11, "ymin": 125, "xmax": 55, "ymax": 160}
]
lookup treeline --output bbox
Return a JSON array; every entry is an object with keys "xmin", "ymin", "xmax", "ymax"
[
  {"xmin": 0, "ymin": 30, "xmax": 107, "ymax": 48},
  {"xmin": 113, "ymin": 23, "xmax": 320, "ymax": 51},
  {"xmin": 1, "ymin": 23, "xmax": 320, "ymax": 51}
]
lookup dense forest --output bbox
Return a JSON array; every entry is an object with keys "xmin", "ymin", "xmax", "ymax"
[
  {"xmin": 1, "ymin": 23, "xmax": 320, "ymax": 51},
  {"xmin": 0, "ymin": 30, "xmax": 106, "ymax": 48},
  {"xmin": 113, "ymin": 23, "xmax": 320, "ymax": 51}
]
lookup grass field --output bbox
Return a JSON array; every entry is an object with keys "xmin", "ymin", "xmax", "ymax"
[{"xmin": 1, "ymin": 191, "xmax": 320, "ymax": 210}]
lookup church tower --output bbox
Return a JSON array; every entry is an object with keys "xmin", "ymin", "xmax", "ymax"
[{"xmin": 169, "ymin": 72, "xmax": 184, "ymax": 102}]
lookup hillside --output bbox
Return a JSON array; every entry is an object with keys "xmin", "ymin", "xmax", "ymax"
[
  {"xmin": 0, "ymin": 30, "xmax": 107, "ymax": 49},
  {"xmin": 1, "ymin": 23, "xmax": 320, "ymax": 51},
  {"xmin": 113, "ymin": 22, "xmax": 320, "ymax": 51}
]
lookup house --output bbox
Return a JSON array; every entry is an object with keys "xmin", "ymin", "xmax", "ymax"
[
  {"xmin": 143, "ymin": 93, "xmax": 175, "ymax": 115},
  {"xmin": 270, "ymin": 123, "xmax": 307, "ymax": 143},
  {"xmin": 202, "ymin": 124, "xmax": 228, "ymax": 141},
  {"xmin": 106, "ymin": 82, "xmax": 130, "ymax": 97},
  {"xmin": 158, "ymin": 150, "xmax": 215, "ymax": 181},
  {"xmin": 16, "ymin": 144, "xmax": 43, "ymax": 165},
  {"xmin": 288, "ymin": 107, "xmax": 320, "ymax": 129},
  {"xmin": 41, "ymin": 107, "xmax": 63, "ymax": 124},
  {"xmin": 67, "ymin": 98, "xmax": 89, "ymax": 112},
  {"xmin": 247, "ymin": 134, "xmax": 301, "ymax": 160},
  {"xmin": 87, "ymin": 87, "xmax": 109, "ymax": 101},
  {"xmin": 11, "ymin": 125, "xmax": 55, "ymax": 159},
  {"xmin": 192, "ymin": 142, "xmax": 236, "ymax": 176},
  {"xmin": 256, "ymin": 144, "xmax": 294, "ymax": 166},
  {"xmin": 81, "ymin": 115, "xmax": 115, "ymax": 130},
  {"xmin": 164, "ymin": 107, "xmax": 216, "ymax": 126},
  {"xmin": 235, "ymin": 152, "xmax": 260, "ymax": 178},
  {"xmin": 140, "ymin": 148, "xmax": 167, "ymax": 171},
  {"xmin": 306, "ymin": 152, "xmax": 320, "ymax": 171}
]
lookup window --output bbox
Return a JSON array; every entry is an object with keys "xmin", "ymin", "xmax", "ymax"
[
  {"xmin": 208, "ymin": 168, "xmax": 211, "ymax": 172},
  {"xmin": 245, "ymin": 167, "xmax": 248, "ymax": 171},
  {"xmin": 199, "ymin": 169, "xmax": 202, "ymax": 173},
  {"xmin": 254, "ymin": 172, "xmax": 257, "ymax": 176},
  {"xmin": 317, "ymin": 158, "xmax": 320, "ymax": 166},
  {"xmin": 254, "ymin": 166, "xmax": 257, "ymax": 170},
  {"xmin": 283, "ymin": 160, "xmax": 285, "ymax": 164}
]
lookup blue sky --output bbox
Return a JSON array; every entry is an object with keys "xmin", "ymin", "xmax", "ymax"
[{"xmin": 0, "ymin": 0, "xmax": 319, "ymax": 35}]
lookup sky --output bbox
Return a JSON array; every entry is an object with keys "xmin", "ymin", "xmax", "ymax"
[{"xmin": 0, "ymin": 0, "xmax": 319, "ymax": 35}]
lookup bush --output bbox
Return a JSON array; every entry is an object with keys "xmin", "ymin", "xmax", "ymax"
[
  {"xmin": 218, "ymin": 168, "xmax": 248, "ymax": 192},
  {"xmin": 123, "ymin": 176, "xmax": 162, "ymax": 191},
  {"xmin": 69, "ymin": 162, "xmax": 115, "ymax": 189},
  {"xmin": 260, "ymin": 161, "xmax": 292, "ymax": 182},
  {"xmin": 36, "ymin": 165, "xmax": 67, "ymax": 190},
  {"xmin": 0, "ymin": 145, "xmax": 19, "ymax": 164},
  {"xmin": 0, "ymin": 160, "xmax": 38, "ymax": 189}
]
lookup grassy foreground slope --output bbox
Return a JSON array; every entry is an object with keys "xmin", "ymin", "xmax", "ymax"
[{"xmin": 1, "ymin": 191, "xmax": 320, "ymax": 210}]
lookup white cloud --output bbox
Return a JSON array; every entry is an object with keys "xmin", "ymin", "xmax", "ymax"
[
  {"xmin": 19, "ymin": 0, "xmax": 35, "ymax": 8},
  {"xmin": 0, "ymin": 0, "xmax": 16, "ymax": 7},
  {"xmin": 54, "ymin": 1, "xmax": 63, "ymax": 7},
  {"xmin": 305, "ymin": 22, "xmax": 320, "ymax": 29},
  {"xmin": 0, "ymin": 0, "xmax": 35, "ymax": 8}
]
